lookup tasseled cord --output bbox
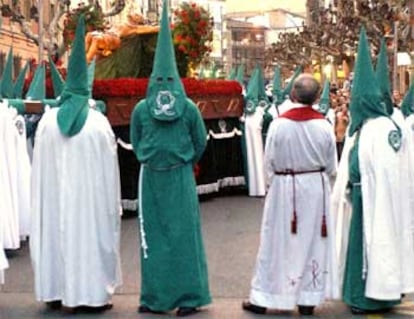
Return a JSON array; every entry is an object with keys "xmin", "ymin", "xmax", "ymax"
[
  {"xmin": 321, "ymin": 173, "xmax": 327, "ymax": 237},
  {"xmin": 291, "ymin": 173, "xmax": 297, "ymax": 234},
  {"xmin": 291, "ymin": 171, "xmax": 327, "ymax": 237},
  {"xmin": 138, "ymin": 165, "xmax": 149, "ymax": 259}
]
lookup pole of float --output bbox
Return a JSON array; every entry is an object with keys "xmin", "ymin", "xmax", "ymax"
[
  {"xmin": 393, "ymin": 21, "xmax": 399, "ymax": 91},
  {"xmin": 38, "ymin": 0, "xmax": 43, "ymax": 62}
]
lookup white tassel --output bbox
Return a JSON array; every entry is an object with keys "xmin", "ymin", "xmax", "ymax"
[
  {"xmin": 138, "ymin": 166, "xmax": 148, "ymax": 259},
  {"xmin": 362, "ymin": 221, "xmax": 368, "ymax": 280},
  {"xmin": 116, "ymin": 138, "xmax": 134, "ymax": 151}
]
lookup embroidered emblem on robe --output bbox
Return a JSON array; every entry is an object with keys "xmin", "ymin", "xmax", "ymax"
[
  {"xmin": 319, "ymin": 102, "xmax": 329, "ymax": 114},
  {"xmin": 15, "ymin": 119, "xmax": 24, "ymax": 135},
  {"xmin": 388, "ymin": 130, "xmax": 402, "ymax": 152},
  {"xmin": 245, "ymin": 100, "xmax": 255, "ymax": 114},
  {"xmin": 258, "ymin": 100, "xmax": 268, "ymax": 108},
  {"xmin": 155, "ymin": 90, "xmax": 176, "ymax": 116}
]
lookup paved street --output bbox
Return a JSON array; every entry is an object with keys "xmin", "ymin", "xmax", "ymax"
[{"xmin": 1, "ymin": 193, "xmax": 414, "ymax": 318}]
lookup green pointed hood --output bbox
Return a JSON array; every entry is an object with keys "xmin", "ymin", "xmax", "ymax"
[
  {"xmin": 282, "ymin": 65, "xmax": 302, "ymax": 101},
  {"xmin": 48, "ymin": 55, "xmax": 64, "ymax": 98},
  {"xmin": 375, "ymin": 38, "xmax": 394, "ymax": 115},
  {"xmin": 271, "ymin": 66, "xmax": 283, "ymax": 106},
  {"xmin": 13, "ymin": 60, "xmax": 29, "ymax": 98},
  {"xmin": 348, "ymin": 27, "xmax": 387, "ymax": 136},
  {"xmin": 6, "ymin": 99, "xmax": 25, "ymax": 114},
  {"xmin": 25, "ymin": 64, "xmax": 45, "ymax": 100},
  {"xmin": 318, "ymin": 79, "xmax": 330, "ymax": 115},
  {"xmin": 145, "ymin": 0, "xmax": 186, "ymax": 122},
  {"xmin": 0, "ymin": 47, "xmax": 14, "ymax": 98},
  {"xmin": 256, "ymin": 65, "xmax": 269, "ymax": 107},
  {"xmin": 228, "ymin": 67, "xmax": 236, "ymax": 80},
  {"xmin": 57, "ymin": 15, "xmax": 89, "ymax": 136},
  {"xmin": 401, "ymin": 80, "xmax": 414, "ymax": 118},
  {"xmin": 235, "ymin": 64, "xmax": 245, "ymax": 86},
  {"xmin": 244, "ymin": 66, "xmax": 259, "ymax": 114}
]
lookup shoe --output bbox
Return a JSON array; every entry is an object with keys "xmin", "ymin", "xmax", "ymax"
[
  {"xmin": 350, "ymin": 306, "xmax": 391, "ymax": 315},
  {"xmin": 350, "ymin": 307, "xmax": 369, "ymax": 315},
  {"xmin": 242, "ymin": 300, "xmax": 267, "ymax": 314},
  {"xmin": 298, "ymin": 305, "xmax": 315, "ymax": 316},
  {"xmin": 176, "ymin": 307, "xmax": 199, "ymax": 317},
  {"xmin": 61, "ymin": 306, "xmax": 77, "ymax": 314},
  {"xmin": 137, "ymin": 305, "xmax": 165, "ymax": 314},
  {"xmin": 45, "ymin": 300, "xmax": 62, "ymax": 310},
  {"xmin": 78, "ymin": 303, "xmax": 113, "ymax": 313}
]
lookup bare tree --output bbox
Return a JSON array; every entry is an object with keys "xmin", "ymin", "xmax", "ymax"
[
  {"xmin": 7, "ymin": 0, "xmax": 125, "ymax": 60},
  {"xmin": 265, "ymin": 0, "xmax": 413, "ymax": 71}
]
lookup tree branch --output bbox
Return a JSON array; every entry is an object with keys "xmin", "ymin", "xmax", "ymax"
[{"xmin": 102, "ymin": 0, "xmax": 126, "ymax": 17}]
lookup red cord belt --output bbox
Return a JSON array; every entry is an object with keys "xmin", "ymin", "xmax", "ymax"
[{"xmin": 274, "ymin": 168, "xmax": 327, "ymax": 237}]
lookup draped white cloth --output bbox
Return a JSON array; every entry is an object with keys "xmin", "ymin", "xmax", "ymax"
[
  {"xmin": 249, "ymin": 107, "xmax": 339, "ymax": 310},
  {"xmin": 330, "ymin": 131, "xmax": 355, "ymax": 291},
  {"xmin": 392, "ymin": 107, "xmax": 405, "ymax": 127},
  {"xmin": 30, "ymin": 108, "xmax": 122, "ymax": 307},
  {"xmin": 0, "ymin": 103, "xmax": 31, "ymax": 250},
  {"xmin": 358, "ymin": 117, "xmax": 414, "ymax": 299},
  {"xmin": 405, "ymin": 114, "xmax": 414, "ymax": 232},
  {"xmin": 0, "ymin": 184, "xmax": 9, "ymax": 284}
]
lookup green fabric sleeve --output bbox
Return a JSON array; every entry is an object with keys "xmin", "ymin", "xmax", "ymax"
[
  {"xmin": 6, "ymin": 99, "xmax": 25, "ymax": 114},
  {"xmin": 188, "ymin": 99, "xmax": 207, "ymax": 163},
  {"xmin": 130, "ymin": 100, "xmax": 145, "ymax": 156}
]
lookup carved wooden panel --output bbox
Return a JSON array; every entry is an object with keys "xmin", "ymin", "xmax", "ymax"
[
  {"xmin": 105, "ymin": 94, "xmax": 244, "ymax": 126},
  {"xmin": 24, "ymin": 101, "xmax": 43, "ymax": 114}
]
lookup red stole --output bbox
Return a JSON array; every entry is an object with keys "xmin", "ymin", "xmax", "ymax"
[{"xmin": 279, "ymin": 106, "xmax": 325, "ymax": 121}]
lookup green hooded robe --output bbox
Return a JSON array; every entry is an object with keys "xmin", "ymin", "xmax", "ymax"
[{"xmin": 130, "ymin": 0, "xmax": 211, "ymax": 312}]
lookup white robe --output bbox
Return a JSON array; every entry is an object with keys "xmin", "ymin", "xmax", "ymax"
[
  {"xmin": 359, "ymin": 117, "xmax": 414, "ymax": 299},
  {"xmin": 13, "ymin": 114, "xmax": 31, "ymax": 240},
  {"xmin": 277, "ymin": 99, "xmax": 296, "ymax": 116},
  {"xmin": 242, "ymin": 106, "xmax": 266, "ymax": 197},
  {"xmin": 392, "ymin": 107, "xmax": 405, "ymax": 127},
  {"xmin": 249, "ymin": 108, "xmax": 339, "ymax": 309},
  {"xmin": 0, "ymin": 104, "xmax": 31, "ymax": 249},
  {"xmin": 405, "ymin": 114, "xmax": 414, "ymax": 232},
  {"xmin": 0, "ymin": 178, "xmax": 9, "ymax": 284},
  {"xmin": 330, "ymin": 131, "xmax": 355, "ymax": 291},
  {"xmin": 30, "ymin": 108, "xmax": 122, "ymax": 307}
]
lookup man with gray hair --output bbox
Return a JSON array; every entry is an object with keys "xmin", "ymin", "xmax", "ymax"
[{"xmin": 243, "ymin": 73, "xmax": 339, "ymax": 316}]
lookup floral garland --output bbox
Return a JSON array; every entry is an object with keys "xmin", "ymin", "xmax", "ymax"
[
  {"xmin": 24, "ymin": 76, "xmax": 242, "ymax": 100},
  {"xmin": 92, "ymin": 78, "xmax": 242, "ymax": 99}
]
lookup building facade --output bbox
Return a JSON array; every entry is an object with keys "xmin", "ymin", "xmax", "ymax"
[{"xmin": 0, "ymin": 0, "xmax": 56, "ymax": 77}]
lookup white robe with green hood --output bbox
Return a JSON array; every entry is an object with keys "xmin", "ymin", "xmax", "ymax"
[
  {"xmin": 400, "ymin": 81, "xmax": 414, "ymax": 229},
  {"xmin": 0, "ymin": 47, "xmax": 32, "ymax": 249},
  {"xmin": 242, "ymin": 67, "xmax": 266, "ymax": 197},
  {"xmin": 30, "ymin": 16, "xmax": 122, "ymax": 307},
  {"xmin": 342, "ymin": 30, "xmax": 414, "ymax": 309}
]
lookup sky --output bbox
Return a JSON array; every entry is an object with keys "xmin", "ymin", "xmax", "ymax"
[{"xmin": 225, "ymin": 0, "xmax": 307, "ymax": 15}]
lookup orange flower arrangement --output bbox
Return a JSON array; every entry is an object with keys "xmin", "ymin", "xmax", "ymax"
[{"xmin": 172, "ymin": 2, "xmax": 213, "ymax": 76}]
